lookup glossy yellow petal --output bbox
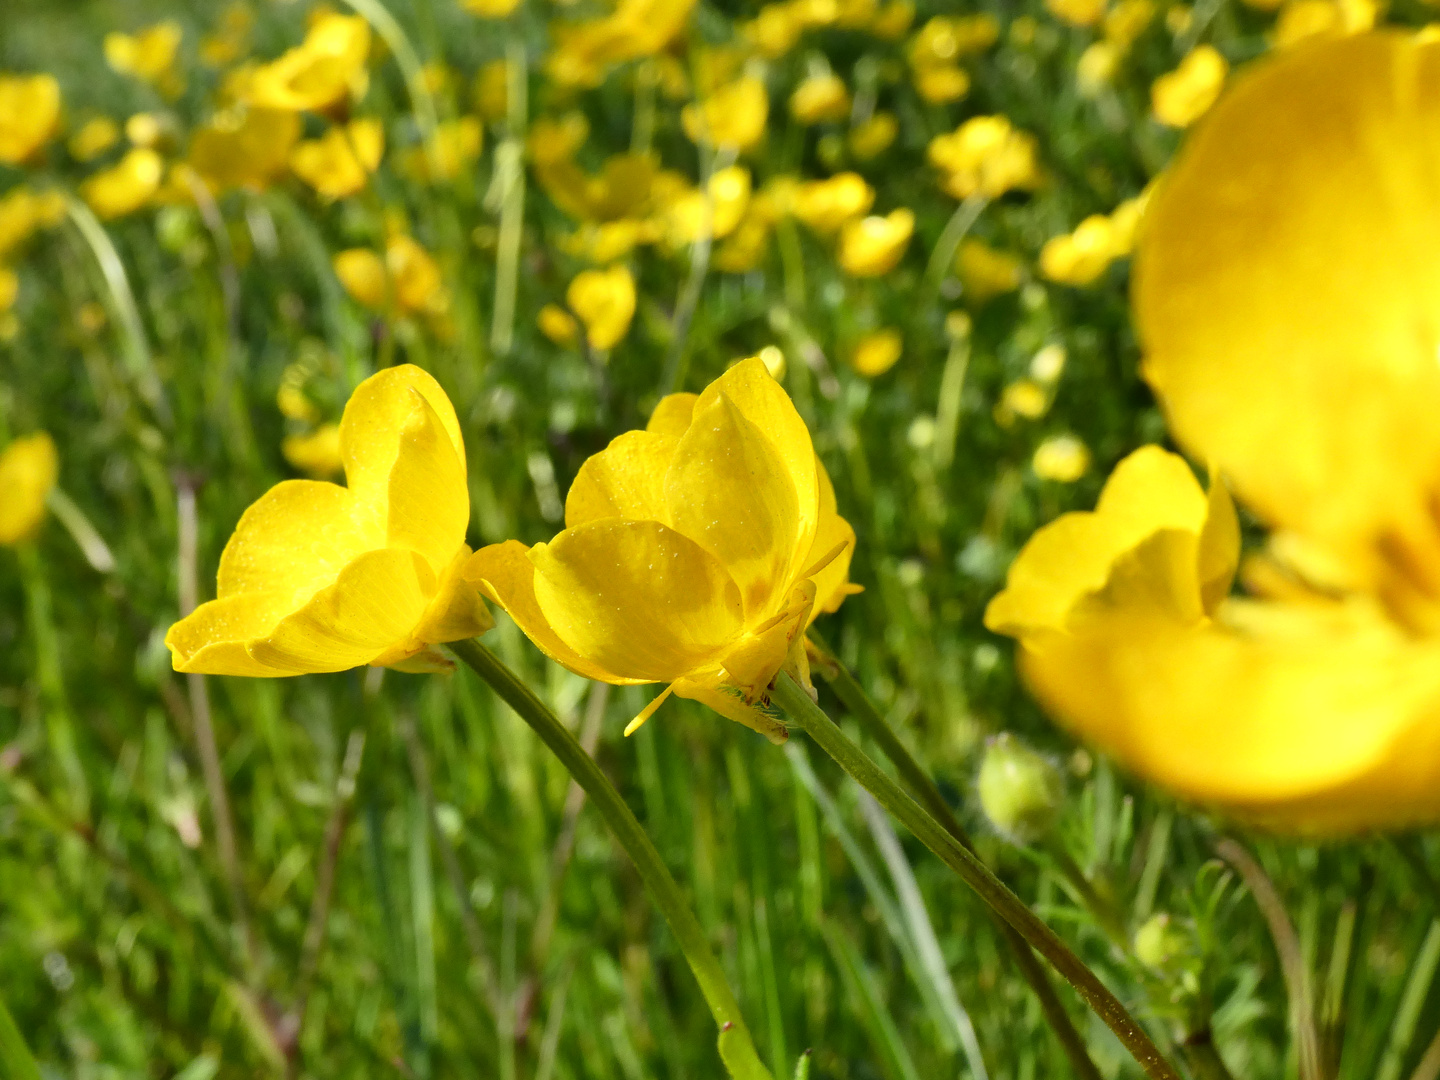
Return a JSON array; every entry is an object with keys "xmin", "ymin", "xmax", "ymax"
[
  {"xmin": 564, "ymin": 430, "xmax": 679, "ymax": 528},
  {"xmin": 806, "ymin": 459, "xmax": 860, "ymax": 616},
  {"xmin": 1135, "ymin": 33, "xmax": 1440, "ymax": 577},
  {"xmin": 0, "ymin": 432, "xmax": 58, "ymax": 545},
  {"xmin": 411, "ymin": 546, "xmax": 495, "ymax": 644},
  {"xmin": 646, "ymin": 392, "xmax": 698, "ymax": 436},
  {"xmin": 464, "ymin": 541, "xmax": 646, "ymax": 684},
  {"xmin": 383, "ymin": 382, "xmax": 470, "ymax": 574},
  {"xmin": 530, "ymin": 519, "xmax": 745, "ymax": 682},
  {"xmin": 665, "ymin": 392, "xmax": 801, "ymax": 618},
  {"xmin": 166, "ymin": 594, "xmax": 302, "ymax": 676},
  {"xmin": 721, "ymin": 580, "xmax": 815, "ymax": 699},
  {"xmin": 985, "ymin": 446, "xmax": 1208, "ymax": 636},
  {"xmin": 341, "ymin": 364, "xmax": 464, "ymax": 508},
  {"xmin": 1198, "ymin": 469, "xmax": 1240, "ymax": 613}
]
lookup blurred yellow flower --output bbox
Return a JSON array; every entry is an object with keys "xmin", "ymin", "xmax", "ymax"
[
  {"xmin": 851, "ymin": 329, "xmax": 903, "ymax": 377},
  {"xmin": 105, "ymin": 21, "xmax": 184, "ymax": 94},
  {"xmin": 1040, "ymin": 215, "xmax": 1121, "ymax": 286},
  {"xmin": 1106, "ymin": 0, "xmax": 1156, "ymax": 46},
  {"xmin": 793, "ymin": 172, "xmax": 874, "ymax": 234},
  {"xmin": 0, "ymin": 74, "xmax": 61, "ymax": 165},
  {"xmin": 909, "ymin": 14, "xmax": 1000, "ymax": 65},
  {"xmin": 682, "ymin": 76, "xmax": 768, "ymax": 152},
  {"xmin": 872, "ymin": 0, "xmax": 917, "ymax": 38},
  {"xmin": 473, "ymin": 60, "xmax": 510, "ymax": 121},
  {"xmin": 189, "ymin": 107, "xmax": 301, "ymax": 193},
  {"xmin": 547, "ymin": 0, "xmax": 697, "ymax": 88},
  {"xmin": 661, "ymin": 166, "xmax": 752, "ymax": 246},
  {"xmin": 82, "ymin": 148, "xmax": 164, "ymax": 220},
  {"xmin": 167, "ymin": 366, "xmax": 492, "ymax": 676},
  {"xmin": 928, "ymin": 116, "xmax": 1040, "ymax": 200},
  {"xmin": 0, "ymin": 186, "xmax": 65, "ymax": 260},
  {"xmin": 1077, "ymin": 41, "xmax": 1121, "ymax": 96},
  {"xmin": 246, "ymin": 12, "xmax": 371, "ymax": 112},
  {"xmin": 993, "ymin": 33, "xmax": 1440, "ymax": 832},
  {"xmin": 1152, "ymin": 45, "xmax": 1228, "ymax": 127},
  {"xmin": 1046, "ymin": 0, "xmax": 1106, "ymax": 26},
  {"xmin": 403, "ymin": 117, "xmax": 483, "ymax": 183},
  {"xmin": 790, "ymin": 73, "xmax": 850, "ymax": 124},
  {"xmin": 913, "ymin": 65, "xmax": 971, "ymax": 105},
  {"xmin": 995, "ymin": 378, "xmax": 1049, "ymax": 426},
  {"xmin": 200, "ymin": 3, "xmax": 255, "ymax": 67},
  {"xmin": 291, "ymin": 118, "xmax": 384, "ymax": 200},
  {"xmin": 462, "ymin": 0, "xmax": 523, "ymax": 16},
  {"xmin": 125, "ymin": 113, "xmax": 164, "ymax": 149},
  {"xmin": 0, "ymin": 267, "xmax": 17, "ymax": 311},
  {"xmin": 334, "ymin": 235, "xmax": 448, "ymax": 316},
  {"xmin": 714, "ymin": 186, "xmax": 788, "ymax": 273},
  {"xmin": 282, "ymin": 423, "xmax": 345, "ymax": 479},
  {"xmin": 467, "ymin": 357, "xmax": 859, "ymax": 740},
  {"xmin": 956, "ymin": 239, "xmax": 1024, "ymax": 304},
  {"xmin": 538, "ymin": 303, "xmax": 580, "ymax": 345},
  {"xmin": 1272, "ymin": 0, "xmax": 1375, "ymax": 47},
  {"xmin": 69, "ymin": 117, "xmax": 121, "ymax": 163},
  {"xmin": 744, "ymin": 4, "xmax": 804, "ymax": 57},
  {"xmin": 567, "ymin": 265, "xmax": 637, "ymax": 350},
  {"xmin": 838, "ymin": 208, "xmax": 913, "ymax": 276},
  {"xmin": 0, "ymin": 433, "xmax": 58, "ymax": 545},
  {"xmin": 848, "ymin": 112, "xmax": 898, "ymax": 160},
  {"xmin": 1032, "ymin": 435, "xmax": 1091, "ymax": 482}
]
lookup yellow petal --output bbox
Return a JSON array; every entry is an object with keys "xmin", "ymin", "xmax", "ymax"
[
  {"xmin": 806, "ymin": 458, "xmax": 860, "ymax": 616},
  {"xmin": 1135, "ymin": 33, "xmax": 1440, "ymax": 577},
  {"xmin": 530, "ymin": 519, "xmax": 745, "ymax": 682},
  {"xmin": 166, "ymin": 594, "xmax": 300, "ymax": 676},
  {"xmin": 564, "ymin": 430, "xmax": 679, "ymax": 528},
  {"xmin": 411, "ymin": 546, "xmax": 495, "ymax": 644},
  {"xmin": 1019, "ymin": 598, "xmax": 1440, "ymax": 830},
  {"xmin": 384, "ymin": 383, "xmax": 470, "ymax": 574},
  {"xmin": 672, "ymin": 672, "xmax": 790, "ymax": 743},
  {"xmin": 465, "ymin": 540, "xmax": 646, "ymax": 684},
  {"xmin": 341, "ymin": 364, "xmax": 464, "ymax": 504},
  {"xmin": 985, "ymin": 446, "xmax": 1208, "ymax": 636},
  {"xmin": 665, "ymin": 392, "xmax": 801, "ymax": 619},
  {"xmin": 721, "ymin": 580, "xmax": 815, "ymax": 699},
  {"xmin": 0, "ymin": 432, "xmax": 58, "ymax": 545},
  {"xmin": 646, "ymin": 392, "xmax": 699, "ymax": 436},
  {"xmin": 1199, "ymin": 469, "xmax": 1240, "ymax": 613}
]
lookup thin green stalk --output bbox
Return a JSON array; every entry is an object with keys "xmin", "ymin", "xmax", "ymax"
[
  {"xmin": 339, "ymin": 0, "xmax": 440, "ymax": 168},
  {"xmin": 808, "ymin": 635, "xmax": 1103, "ymax": 1080},
  {"xmin": 922, "ymin": 194, "xmax": 988, "ymax": 306},
  {"xmin": 771, "ymin": 673, "xmax": 1180, "ymax": 1080},
  {"xmin": 449, "ymin": 639, "xmax": 774, "ymax": 1080},
  {"xmin": 490, "ymin": 40, "xmax": 528, "ymax": 357}
]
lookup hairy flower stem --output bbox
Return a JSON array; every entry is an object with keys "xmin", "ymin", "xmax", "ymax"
[
  {"xmin": 450, "ymin": 639, "xmax": 774, "ymax": 1080},
  {"xmin": 772, "ymin": 672, "xmax": 1182, "ymax": 1080},
  {"xmin": 807, "ymin": 637, "xmax": 1103, "ymax": 1080}
]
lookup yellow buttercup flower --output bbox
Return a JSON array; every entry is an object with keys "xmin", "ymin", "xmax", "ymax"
[
  {"xmin": 105, "ymin": 21, "xmax": 184, "ymax": 93},
  {"xmin": 1032, "ymin": 435, "xmax": 1091, "ymax": 482},
  {"xmin": 659, "ymin": 167, "xmax": 751, "ymax": 246},
  {"xmin": 928, "ymin": 116, "xmax": 1040, "ymax": 201},
  {"xmin": 69, "ymin": 117, "xmax": 121, "ymax": 163},
  {"xmin": 790, "ymin": 73, "xmax": 850, "ymax": 124},
  {"xmin": 0, "ymin": 433, "xmax": 58, "ymax": 546},
  {"xmin": 792, "ymin": 172, "xmax": 874, "ymax": 234},
  {"xmin": 282, "ymin": 423, "xmax": 345, "ymax": 479},
  {"xmin": 537, "ymin": 303, "xmax": 580, "ymax": 345},
  {"xmin": 851, "ymin": 329, "xmax": 903, "ymax": 377},
  {"xmin": 467, "ymin": 358, "xmax": 859, "ymax": 740},
  {"xmin": 1039, "ymin": 215, "xmax": 1121, "ymax": 286},
  {"xmin": 246, "ymin": 12, "xmax": 371, "ymax": 112},
  {"xmin": 1151, "ymin": 45, "xmax": 1228, "ymax": 128},
  {"xmin": 0, "ymin": 74, "xmax": 61, "ymax": 165},
  {"xmin": 1272, "ymin": 0, "xmax": 1376, "ymax": 48},
  {"xmin": 403, "ymin": 117, "xmax": 483, "ymax": 183},
  {"xmin": 1077, "ymin": 41, "xmax": 1122, "ymax": 96},
  {"xmin": 0, "ymin": 267, "xmax": 17, "ymax": 312},
  {"xmin": 462, "ymin": 0, "xmax": 523, "ymax": 16},
  {"xmin": 956, "ymin": 239, "xmax": 1024, "ymax": 304},
  {"xmin": 189, "ymin": 107, "xmax": 301, "ymax": 193},
  {"xmin": 1046, "ymin": 0, "xmax": 1106, "ymax": 26},
  {"xmin": 849, "ymin": 112, "xmax": 898, "ymax": 160},
  {"xmin": 334, "ymin": 235, "xmax": 448, "ymax": 316},
  {"xmin": 82, "ymin": 148, "xmax": 164, "ymax": 220},
  {"xmin": 0, "ymin": 186, "xmax": 65, "ymax": 261},
  {"xmin": 547, "ymin": 0, "xmax": 697, "ymax": 89},
  {"xmin": 166, "ymin": 365, "xmax": 493, "ymax": 676},
  {"xmin": 838, "ymin": 208, "xmax": 913, "ymax": 276},
  {"xmin": 291, "ymin": 118, "xmax": 384, "ymax": 200},
  {"xmin": 872, "ymin": 0, "xmax": 917, "ymax": 38},
  {"xmin": 682, "ymin": 77, "xmax": 768, "ymax": 152},
  {"xmin": 567, "ymin": 265, "xmax": 637, "ymax": 350},
  {"xmin": 989, "ymin": 33, "xmax": 1440, "ymax": 832}
]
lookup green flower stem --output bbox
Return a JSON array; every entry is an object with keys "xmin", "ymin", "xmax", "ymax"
[
  {"xmin": 806, "ymin": 636, "xmax": 1103, "ymax": 1080},
  {"xmin": 771, "ymin": 672, "xmax": 1181, "ymax": 1080},
  {"xmin": 450, "ymin": 639, "xmax": 774, "ymax": 1080}
]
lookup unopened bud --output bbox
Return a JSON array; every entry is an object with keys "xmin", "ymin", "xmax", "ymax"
[
  {"xmin": 977, "ymin": 733, "xmax": 1063, "ymax": 843},
  {"xmin": 1133, "ymin": 913, "xmax": 1190, "ymax": 970}
]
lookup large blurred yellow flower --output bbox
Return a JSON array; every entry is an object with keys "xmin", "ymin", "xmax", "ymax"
[
  {"xmin": 928, "ymin": 116, "xmax": 1040, "ymax": 201},
  {"xmin": 988, "ymin": 32, "xmax": 1440, "ymax": 831},
  {"xmin": 0, "ymin": 433, "xmax": 58, "ymax": 545},
  {"xmin": 291, "ymin": 118, "xmax": 384, "ymax": 200},
  {"xmin": 189, "ymin": 107, "xmax": 302, "ymax": 193},
  {"xmin": 334, "ymin": 236, "xmax": 448, "ymax": 316},
  {"xmin": 682, "ymin": 76, "xmax": 768, "ymax": 152},
  {"xmin": 166, "ymin": 366, "xmax": 492, "ymax": 676},
  {"xmin": 467, "ymin": 358, "xmax": 859, "ymax": 740},
  {"xmin": 838, "ymin": 208, "xmax": 913, "ymax": 276},
  {"xmin": 104, "ymin": 21, "xmax": 184, "ymax": 93},
  {"xmin": 82, "ymin": 148, "xmax": 164, "ymax": 220},
  {"xmin": 0, "ymin": 74, "xmax": 61, "ymax": 165},
  {"xmin": 246, "ymin": 12, "xmax": 371, "ymax": 112}
]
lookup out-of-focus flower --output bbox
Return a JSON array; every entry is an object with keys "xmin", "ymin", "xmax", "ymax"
[
  {"xmin": 567, "ymin": 265, "xmax": 636, "ymax": 350},
  {"xmin": 682, "ymin": 76, "xmax": 768, "ymax": 152},
  {"xmin": 956, "ymin": 239, "xmax": 1024, "ymax": 304},
  {"xmin": 872, "ymin": 0, "xmax": 916, "ymax": 38},
  {"xmin": 928, "ymin": 116, "xmax": 1040, "ymax": 200},
  {"xmin": 995, "ymin": 379, "xmax": 1049, "ymax": 427},
  {"xmin": 105, "ymin": 22, "xmax": 184, "ymax": 95},
  {"xmin": 125, "ymin": 113, "xmax": 165, "ymax": 149},
  {"xmin": 82, "ymin": 148, "xmax": 164, "ymax": 220},
  {"xmin": 1152, "ymin": 45, "xmax": 1228, "ymax": 127},
  {"xmin": 1031, "ymin": 343, "xmax": 1067, "ymax": 384},
  {"xmin": 167, "ymin": 366, "xmax": 492, "ymax": 676},
  {"xmin": 1040, "ymin": 216, "xmax": 1119, "ymax": 286},
  {"xmin": 538, "ymin": 303, "xmax": 579, "ymax": 345},
  {"xmin": 0, "ymin": 186, "xmax": 66, "ymax": 260},
  {"xmin": 403, "ymin": 117, "xmax": 484, "ymax": 183},
  {"xmin": 0, "ymin": 75, "xmax": 61, "ymax": 165},
  {"xmin": 714, "ymin": 184, "xmax": 789, "ymax": 273},
  {"xmin": 1077, "ymin": 41, "xmax": 1122, "ymax": 96},
  {"xmin": 661, "ymin": 166, "xmax": 752, "ymax": 246},
  {"xmin": 463, "ymin": 0, "xmax": 523, "ymax": 16},
  {"xmin": 838, "ymin": 208, "xmax": 913, "ymax": 276},
  {"xmin": 913, "ymin": 66, "xmax": 971, "ymax": 104},
  {"xmin": 744, "ymin": 4, "xmax": 804, "ymax": 57},
  {"xmin": 200, "ymin": 3, "xmax": 256, "ymax": 67},
  {"xmin": 291, "ymin": 118, "xmax": 384, "ymax": 200},
  {"xmin": 473, "ymin": 60, "xmax": 510, "ymax": 122},
  {"xmin": 907, "ymin": 15, "xmax": 995, "ymax": 103},
  {"xmin": 1272, "ymin": 0, "xmax": 1376, "ymax": 48},
  {"xmin": 0, "ymin": 267, "xmax": 17, "ymax": 312},
  {"xmin": 793, "ymin": 172, "xmax": 874, "ymax": 234},
  {"xmin": 282, "ymin": 423, "xmax": 345, "ymax": 478},
  {"xmin": 334, "ymin": 235, "xmax": 448, "ymax": 316},
  {"xmin": 1047, "ymin": 0, "xmax": 1107, "ymax": 26},
  {"xmin": 790, "ymin": 73, "xmax": 850, "ymax": 124},
  {"xmin": 547, "ymin": 0, "xmax": 697, "ymax": 89},
  {"xmin": 1032, "ymin": 435, "xmax": 1091, "ymax": 482},
  {"xmin": 246, "ymin": 13, "xmax": 371, "ymax": 112},
  {"xmin": 0, "ymin": 433, "xmax": 58, "ymax": 545},
  {"xmin": 851, "ymin": 329, "xmax": 903, "ymax": 376},
  {"xmin": 467, "ymin": 357, "xmax": 859, "ymax": 740},
  {"xmin": 189, "ymin": 107, "xmax": 301, "ymax": 193},
  {"xmin": 849, "ymin": 112, "xmax": 898, "ymax": 160},
  {"xmin": 69, "ymin": 117, "xmax": 121, "ymax": 163}
]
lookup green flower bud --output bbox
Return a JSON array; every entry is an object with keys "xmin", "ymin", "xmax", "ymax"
[
  {"xmin": 1133, "ymin": 913, "xmax": 1190, "ymax": 970},
  {"xmin": 977, "ymin": 733, "xmax": 1064, "ymax": 844}
]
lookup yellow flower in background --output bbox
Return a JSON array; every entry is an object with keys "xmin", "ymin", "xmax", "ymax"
[
  {"xmin": 467, "ymin": 358, "xmax": 859, "ymax": 740},
  {"xmin": 189, "ymin": 107, "xmax": 301, "ymax": 193},
  {"xmin": 1106, "ymin": 0, "xmax": 1156, "ymax": 48},
  {"xmin": 1152, "ymin": 45, "xmax": 1228, "ymax": 127},
  {"xmin": 928, "ymin": 116, "xmax": 1041, "ymax": 201},
  {"xmin": 334, "ymin": 235, "xmax": 448, "ymax": 316},
  {"xmin": 838, "ymin": 208, "xmax": 913, "ymax": 276},
  {"xmin": 1047, "ymin": 0, "xmax": 1107, "ymax": 27},
  {"xmin": 0, "ymin": 186, "xmax": 65, "ymax": 261},
  {"xmin": 744, "ymin": 4, "xmax": 804, "ymax": 57},
  {"xmin": 1077, "ymin": 41, "xmax": 1122, "ymax": 96},
  {"xmin": 282, "ymin": 423, "xmax": 345, "ymax": 479},
  {"xmin": 200, "ymin": 3, "xmax": 255, "ymax": 67},
  {"xmin": 849, "ymin": 112, "xmax": 898, "ymax": 160},
  {"xmin": 291, "ymin": 118, "xmax": 384, "ymax": 200},
  {"xmin": 547, "ymin": 0, "xmax": 697, "ymax": 88},
  {"xmin": 167, "ymin": 365, "xmax": 493, "ymax": 676},
  {"xmin": 403, "ymin": 117, "xmax": 484, "ymax": 183},
  {"xmin": 246, "ymin": 12, "xmax": 371, "ymax": 112},
  {"xmin": 82, "ymin": 148, "xmax": 164, "ymax": 220},
  {"xmin": 872, "ymin": 0, "xmax": 917, "ymax": 38},
  {"xmin": 1040, "ymin": 215, "xmax": 1121, "ymax": 286},
  {"xmin": 682, "ymin": 77, "xmax": 768, "ymax": 152},
  {"xmin": 660, "ymin": 166, "xmax": 752, "ymax": 246},
  {"xmin": 125, "ymin": 113, "xmax": 165, "ymax": 150},
  {"xmin": 991, "ymin": 33, "xmax": 1440, "ymax": 831},
  {"xmin": 956, "ymin": 239, "xmax": 1024, "ymax": 304},
  {"xmin": 1272, "ymin": 0, "xmax": 1376, "ymax": 48},
  {"xmin": 792, "ymin": 172, "xmax": 874, "ymax": 233},
  {"xmin": 0, "ymin": 267, "xmax": 17, "ymax": 312},
  {"xmin": 537, "ymin": 303, "xmax": 580, "ymax": 345},
  {"xmin": 851, "ymin": 329, "xmax": 903, "ymax": 377},
  {"xmin": 0, "ymin": 74, "xmax": 61, "ymax": 165},
  {"xmin": 0, "ymin": 433, "xmax": 58, "ymax": 546},
  {"xmin": 462, "ymin": 0, "xmax": 523, "ymax": 17},
  {"xmin": 1032, "ymin": 435, "xmax": 1091, "ymax": 482},
  {"xmin": 69, "ymin": 117, "xmax": 121, "ymax": 163},
  {"xmin": 994, "ymin": 378, "xmax": 1050, "ymax": 426},
  {"xmin": 105, "ymin": 21, "xmax": 184, "ymax": 95},
  {"xmin": 790, "ymin": 73, "xmax": 850, "ymax": 124},
  {"xmin": 567, "ymin": 265, "xmax": 636, "ymax": 350}
]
